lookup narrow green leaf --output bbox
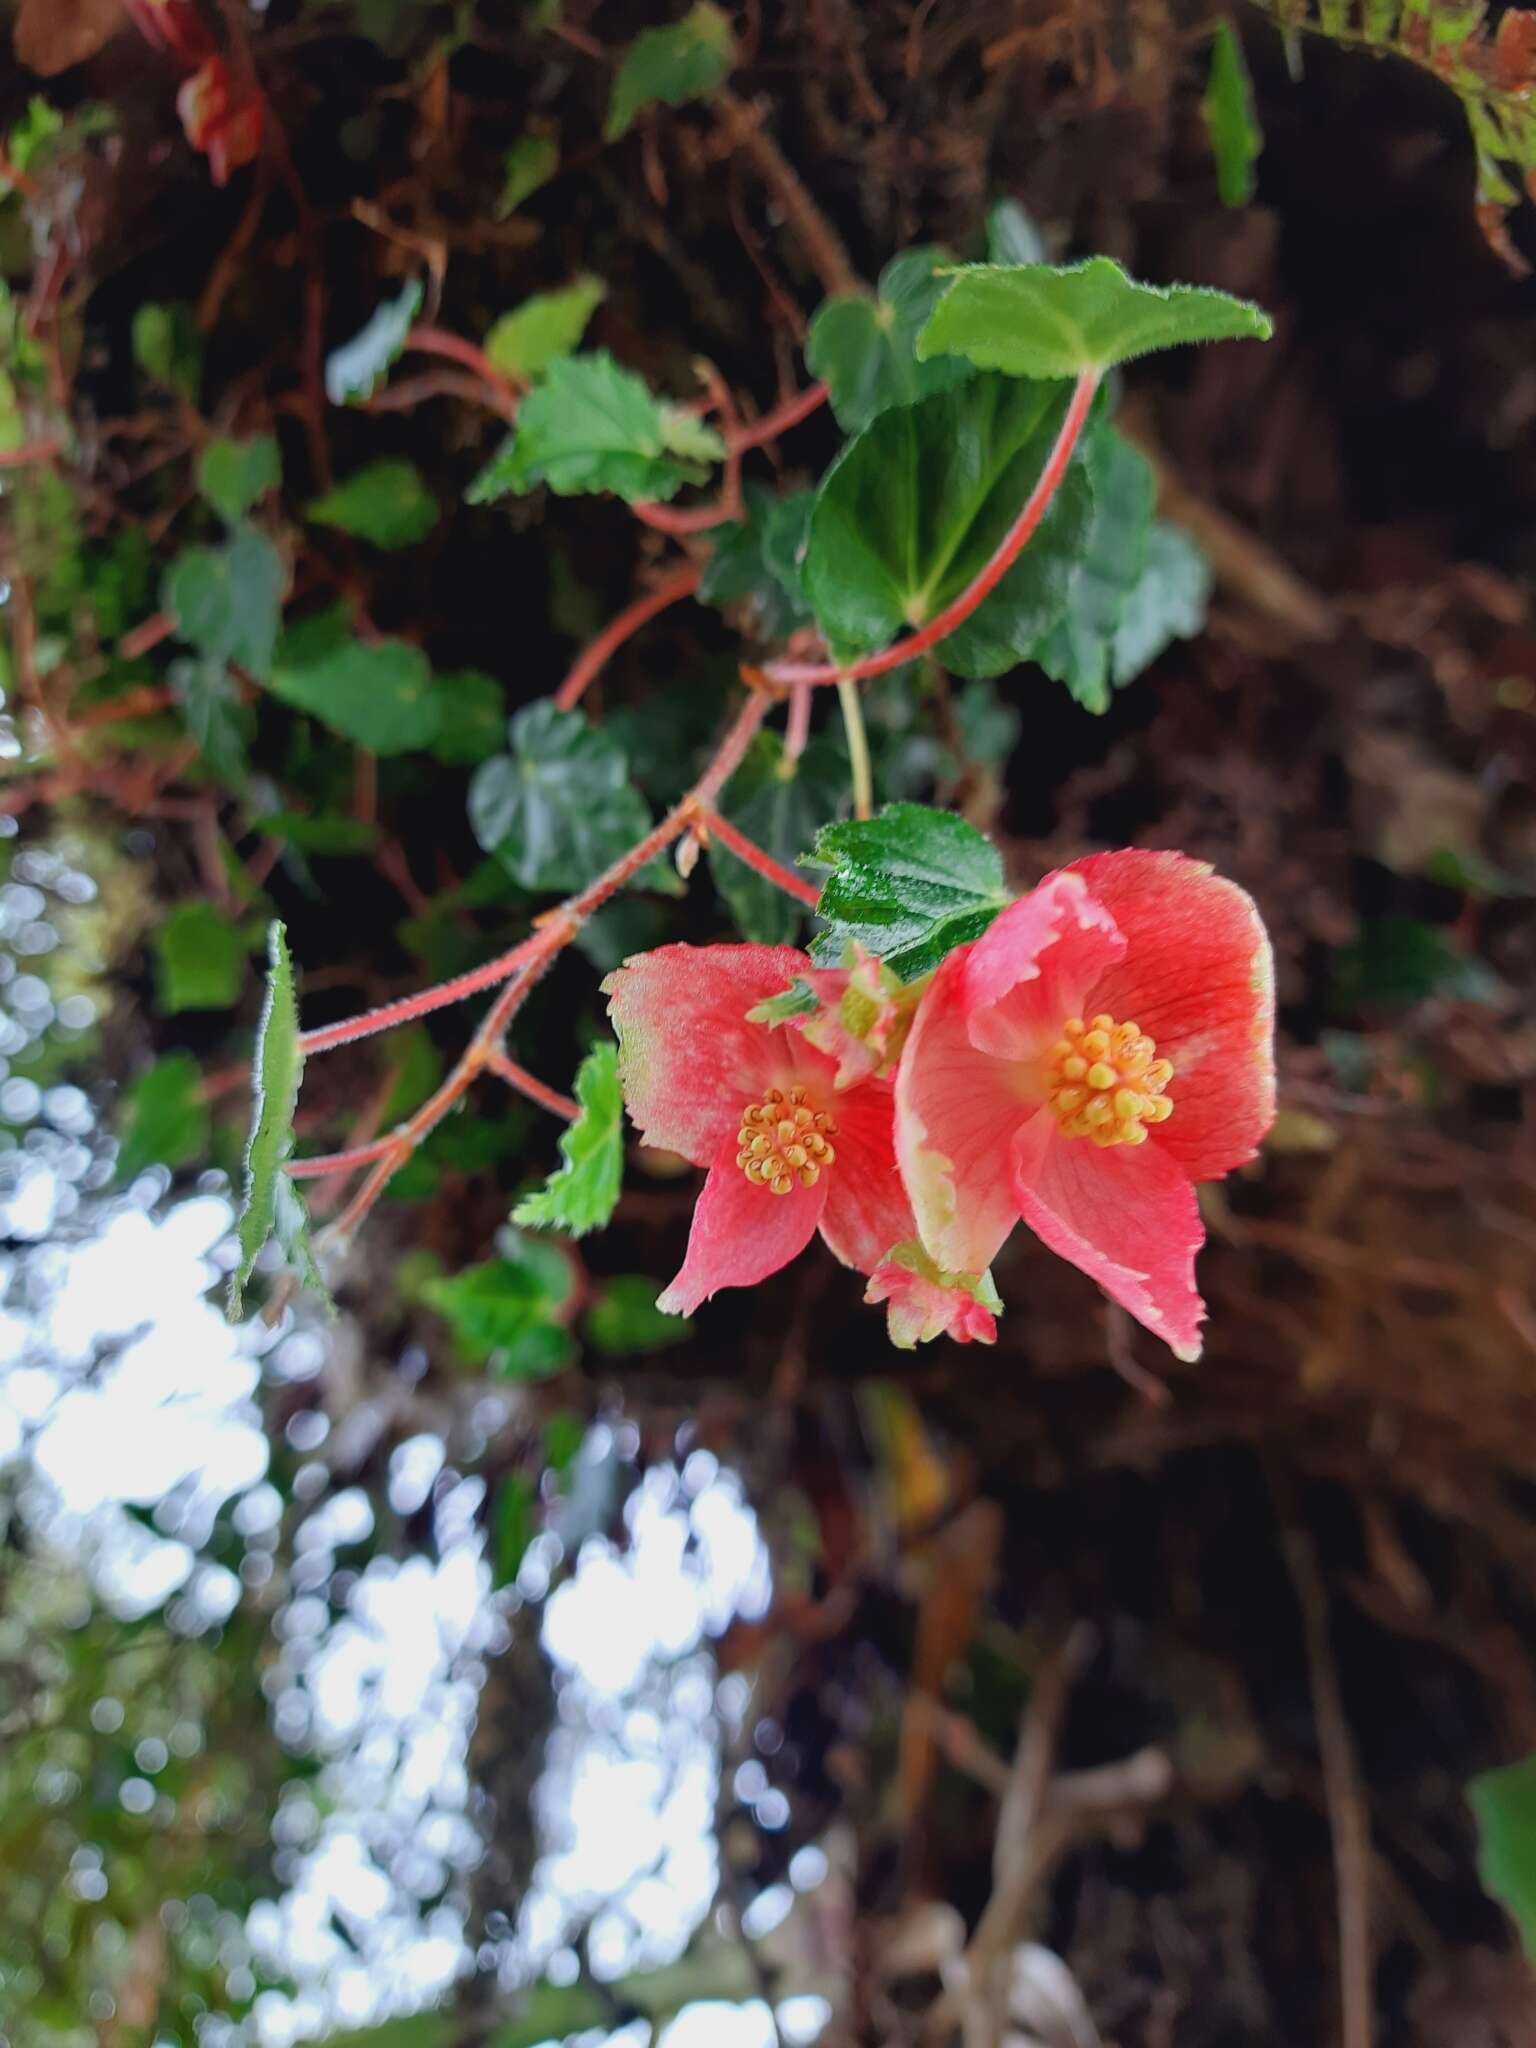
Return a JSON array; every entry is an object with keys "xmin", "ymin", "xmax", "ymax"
[
  {"xmin": 325, "ymin": 280, "xmax": 424, "ymax": 405},
  {"xmin": 605, "ymin": 1, "xmax": 735, "ymax": 140},
  {"xmin": 744, "ymin": 978, "xmax": 820, "ymax": 1027},
  {"xmin": 114, "ymin": 1055, "xmax": 210, "ymax": 1186},
  {"xmin": 1032, "ymin": 422, "xmax": 1157, "ymax": 712},
  {"xmin": 485, "ymin": 276, "xmax": 607, "ymax": 381},
  {"xmin": 273, "ymin": 1175, "xmax": 332, "ymax": 1314},
  {"xmin": 1203, "ymin": 20, "xmax": 1264, "ymax": 208},
  {"xmin": 916, "ymin": 257, "xmax": 1273, "ymax": 379},
  {"xmin": 468, "ymin": 699, "xmax": 657, "ymax": 893},
  {"xmin": 806, "ymin": 248, "xmax": 973, "ymax": 432},
  {"xmin": 268, "ymin": 608, "xmax": 442, "ymax": 755},
  {"xmin": 497, "ymin": 129, "xmax": 559, "ymax": 216},
  {"xmin": 699, "ymin": 485, "xmax": 816, "ymax": 640},
  {"xmin": 154, "ymin": 901, "xmax": 247, "ymax": 1015},
  {"xmin": 802, "ymin": 374, "xmax": 1093, "ymax": 680},
  {"xmin": 306, "ymin": 459, "xmax": 439, "ymax": 549},
  {"xmin": 811, "ymin": 801, "xmax": 1008, "ymax": 981},
  {"xmin": 512, "ymin": 1040, "xmax": 624, "ymax": 1237},
  {"xmin": 712, "ymin": 732, "xmax": 847, "ymax": 945},
  {"xmin": 466, "ymin": 352, "xmax": 713, "ymax": 505},
  {"xmin": 1471, "ymin": 1753, "xmax": 1536, "ymax": 1956},
  {"xmin": 229, "ymin": 921, "xmax": 304, "ymax": 1319},
  {"xmin": 170, "ymin": 654, "xmax": 252, "ymax": 785},
  {"xmin": 585, "ymin": 1275, "xmax": 693, "ymax": 1355},
  {"xmin": 163, "ymin": 523, "xmax": 284, "ymax": 680},
  {"xmin": 197, "ymin": 435, "xmax": 281, "ymax": 525}
]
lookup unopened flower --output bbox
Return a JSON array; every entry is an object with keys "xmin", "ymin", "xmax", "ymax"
[
  {"xmin": 748, "ymin": 944, "xmax": 923, "ymax": 1091},
  {"xmin": 605, "ymin": 944, "xmax": 916, "ymax": 1317},
  {"xmin": 894, "ymin": 851, "xmax": 1274, "ymax": 1359},
  {"xmin": 864, "ymin": 1241, "xmax": 1000, "ymax": 1349},
  {"xmin": 177, "ymin": 57, "xmax": 263, "ymax": 186}
]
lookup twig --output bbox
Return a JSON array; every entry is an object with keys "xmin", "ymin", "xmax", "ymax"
[
  {"xmin": 1281, "ymin": 1500, "xmax": 1374, "ymax": 2048},
  {"xmin": 766, "ymin": 372, "xmax": 1099, "ymax": 689},
  {"xmin": 554, "ymin": 565, "xmax": 702, "ymax": 712}
]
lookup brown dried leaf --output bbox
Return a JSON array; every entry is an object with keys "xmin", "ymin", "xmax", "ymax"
[{"xmin": 14, "ymin": 0, "xmax": 123, "ymax": 75}]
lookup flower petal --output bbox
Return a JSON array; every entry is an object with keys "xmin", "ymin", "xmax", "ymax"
[
  {"xmin": 817, "ymin": 1083, "xmax": 916, "ymax": 1276},
  {"xmin": 605, "ymin": 943, "xmax": 813, "ymax": 1166},
  {"xmin": 960, "ymin": 873, "xmax": 1125, "ymax": 1062},
  {"xmin": 864, "ymin": 1242, "xmax": 1000, "ymax": 1349},
  {"xmin": 1061, "ymin": 851, "xmax": 1275, "ymax": 1182},
  {"xmin": 1010, "ymin": 1110, "xmax": 1206, "ymax": 1359},
  {"xmin": 657, "ymin": 1135, "xmax": 828, "ymax": 1316},
  {"xmin": 894, "ymin": 948, "xmax": 1024, "ymax": 1274}
]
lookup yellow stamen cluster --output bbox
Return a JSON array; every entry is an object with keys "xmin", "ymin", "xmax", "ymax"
[
  {"xmin": 736, "ymin": 1084, "xmax": 837, "ymax": 1196},
  {"xmin": 1047, "ymin": 1013, "xmax": 1174, "ymax": 1148}
]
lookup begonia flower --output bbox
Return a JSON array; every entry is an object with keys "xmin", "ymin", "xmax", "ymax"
[
  {"xmin": 894, "ymin": 851, "xmax": 1274, "ymax": 1359},
  {"xmin": 605, "ymin": 944, "xmax": 915, "ymax": 1317},
  {"xmin": 864, "ymin": 1241, "xmax": 1001, "ymax": 1349}
]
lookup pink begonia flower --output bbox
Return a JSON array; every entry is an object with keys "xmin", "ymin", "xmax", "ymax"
[
  {"xmin": 604, "ymin": 944, "xmax": 916, "ymax": 1317},
  {"xmin": 894, "ymin": 850, "xmax": 1275, "ymax": 1360},
  {"xmin": 864, "ymin": 1241, "xmax": 1001, "ymax": 1349},
  {"xmin": 793, "ymin": 945, "xmax": 925, "ymax": 1090}
]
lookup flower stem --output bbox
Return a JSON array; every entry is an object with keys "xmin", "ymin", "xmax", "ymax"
[
  {"xmin": 764, "ymin": 368, "xmax": 1100, "ymax": 690},
  {"xmin": 554, "ymin": 565, "xmax": 702, "ymax": 711},
  {"xmin": 836, "ymin": 675, "xmax": 874, "ymax": 820},
  {"xmin": 484, "ymin": 1049, "xmax": 579, "ymax": 1120},
  {"xmin": 729, "ymin": 380, "xmax": 828, "ymax": 453},
  {"xmin": 404, "ymin": 326, "xmax": 519, "ymax": 419},
  {"xmin": 697, "ymin": 805, "xmax": 821, "ymax": 907}
]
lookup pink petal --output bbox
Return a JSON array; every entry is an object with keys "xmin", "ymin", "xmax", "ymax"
[
  {"xmin": 894, "ymin": 948, "xmax": 1025, "ymax": 1275},
  {"xmin": 1061, "ymin": 851, "xmax": 1276, "ymax": 1183},
  {"xmin": 816, "ymin": 1083, "xmax": 916, "ymax": 1276},
  {"xmin": 1010, "ymin": 1111, "xmax": 1206, "ymax": 1359},
  {"xmin": 864, "ymin": 1245, "xmax": 1000, "ymax": 1349},
  {"xmin": 658, "ymin": 1135, "xmax": 828, "ymax": 1316},
  {"xmin": 604, "ymin": 943, "xmax": 814, "ymax": 1167},
  {"xmin": 960, "ymin": 873, "xmax": 1125, "ymax": 1062}
]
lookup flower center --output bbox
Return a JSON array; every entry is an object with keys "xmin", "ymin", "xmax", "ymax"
[
  {"xmin": 735, "ymin": 1084, "xmax": 838, "ymax": 1196},
  {"xmin": 1046, "ymin": 1013, "xmax": 1174, "ymax": 1148}
]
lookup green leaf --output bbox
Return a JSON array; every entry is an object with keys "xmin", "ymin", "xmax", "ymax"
[
  {"xmin": 802, "ymin": 374, "xmax": 1093, "ymax": 680},
  {"xmin": 712, "ymin": 732, "xmax": 847, "ymax": 945},
  {"xmin": 229, "ymin": 922, "xmax": 305, "ymax": 1319},
  {"xmin": 951, "ymin": 677, "xmax": 1022, "ymax": 771},
  {"xmin": 1333, "ymin": 917, "xmax": 1501, "ymax": 1011},
  {"xmin": 429, "ymin": 669, "xmax": 506, "ymax": 766},
  {"xmin": 248, "ymin": 810, "xmax": 381, "ymax": 855},
  {"xmin": 306, "ymin": 459, "xmax": 439, "ymax": 549},
  {"xmin": 807, "ymin": 248, "xmax": 974, "ymax": 432},
  {"xmin": 497, "ymin": 129, "xmax": 559, "ymax": 216},
  {"xmin": 659, "ymin": 405, "xmax": 727, "ymax": 464},
  {"xmin": 115, "ymin": 1055, "xmax": 210, "ymax": 1185},
  {"xmin": 811, "ymin": 801, "xmax": 1008, "ymax": 980},
  {"xmin": 493, "ymin": 1474, "xmax": 538, "ymax": 1587},
  {"xmin": 1203, "ymin": 20, "xmax": 1263, "ymax": 208},
  {"xmin": 1109, "ymin": 522, "xmax": 1212, "ymax": 688},
  {"xmin": 154, "ymin": 901, "xmax": 247, "ymax": 1015},
  {"xmin": 604, "ymin": 1, "xmax": 735, "ymax": 140},
  {"xmin": 325, "ymin": 280, "xmax": 424, "ymax": 405},
  {"xmin": 164, "ymin": 524, "xmax": 284, "ymax": 680},
  {"xmin": 1032, "ymin": 422, "xmax": 1157, "ymax": 712},
  {"xmin": 197, "ymin": 436, "xmax": 281, "ymax": 525},
  {"xmin": 170, "ymin": 655, "xmax": 253, "ymax": 785},
  {"xmin": 1471, "ymin": 1753, "xmax": 1536, "ymax": 1956},
  {"xmin": 744, "ymin": 978, "xmax": 820, "ymax": 1026},
  {"xmin": 585, "ymin": 1275, "xmax": 693, "ymax": 1356},
  {"xmin": 268, "ymin": 608, "xmax": 442, "ymax": 755},
  {"xmin": 485, "ymin": 276, "xmax": 606, "ymax": 381},
  {"xmin": 468, "ymin": 699, "xmax": 656, "ymax": 893},
  {"xmin": 699, "ymin": 485, "xmax": 815, "ymax": 640},
  {"xmin": 466, "ymin": 352, "xmax": 715, "ymax": 505},
  {"xmin": 512, "ymin": 1040, "xmax": 624, "ymax": 1237},
  {"xmin": 421, "ymin": 1248, "xmax": 574, "ymax": 1377},
  {"xmin": 273, "ymin": 1175, "xmax": 332, "ymax": 1314},
  {"xmin": 986, "ymin": 198, "xmax": 1047, "ymax": 265},
  {"xmin": 916, "ymin": 257, "xmax": 1273, "ymax": 379},
  {"xmin": 132, "ymin": 301, "xmax": 202, "ymax": 400},
  {"xmin": 6, "ymin": 96, "xmax": 63, "ymax": 178}
]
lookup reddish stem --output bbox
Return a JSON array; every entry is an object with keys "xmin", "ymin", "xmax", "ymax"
[
  {"xmin": 728, "ymin": 380, "xmax": 829, "ymax": 453},
  {"xmin": 554, "ymin": 565, "xmax": 702, "ymax": 712},
  {"xmin": 631, "ymin": 498, "xmax": 737, "ymax": 536},
  {"xmin": 698, "ymin": 805, "xmax": 821, "ymax": 907},
  {"xmin": 288, "ymin": 1135, "xmax": 403, "ymax": 1180},
  {"xmin": 0, "ymin": 437, "xmax": 64, "ymax": 468},
  {"xmin": 406, "ymin": 326, "xmax": 519, "ymax": 419},
  {"xmin": 764, "ymin": 370, "xmax": 1100, "ymax": 689},
  {"xmin": 74, "ymin": 686, "xmax": 176, "ymax": 730},
  {"xmin": 484, "ymin": 1050, "xmax": 579, "ymax": 1120},
  {"xmin": 118, "ymin": 612, "xmax": 177, "ymax": 661},
  {"xmin": 783, "ymin": 681, "xmax": 812, "ymax": 767}
]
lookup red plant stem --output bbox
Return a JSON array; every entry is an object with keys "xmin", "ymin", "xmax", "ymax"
[
  {"xmin": 288, "ymin": 1134, "xmax": 403, "ymax": 1180},
  {"xmin": 405, "ymin": 326, "xmax": 519, "ymax": 418},
  {"xmin": 73, "ymin": 686, "xmax": 177, "ymax": 729},
  {"xmin": 118, "ymin": 612, "xmax": 177, "ymax": 661},
  {"xmin": 554, "ymin": 565, "xmax": 702, "ymax": 712},
  {"xmin": 764, "ymin": 369, "xmax": 1100, "ymax": 690},
  {"xmin": 484, "ymin": 1049, "xmax": 579, "ymax": 1120},
  {"xmin": 698, "ymin": 805, "xmax": 821, "ymax": 906},
  {"xmin": 729, "ymin": 379, "xmax": 828, "ymax": 453},
  {"xmin": 783, "ymin": 681, "xmax": 812, "ymax": 767},
  {"xmin": 298, "ymin": 689, "xmax": 770, "ymax": 1057},
  {"xmin": 0, "ymin": 437, "xmax": 64, "ymax": 468},
  {"xmin": 631, "ymin": 498, "xmax": 736, "ymax": 536}
]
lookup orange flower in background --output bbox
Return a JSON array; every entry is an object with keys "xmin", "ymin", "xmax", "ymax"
[{"xmin": 176, "ymin": 56, "xmax": 263, "ymax": 186}]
